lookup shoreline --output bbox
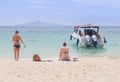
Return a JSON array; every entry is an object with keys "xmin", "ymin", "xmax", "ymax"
[
  {"xmin": 0, "ymin": 55, "xmax": 120, "ymax": 61},
  {"xmin": 0, "ymin": 56, "xmax": 120, "ymax": 82}
]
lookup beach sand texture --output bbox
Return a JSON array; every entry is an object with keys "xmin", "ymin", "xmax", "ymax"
[{"xmin": 0, "ymin": 57, "xmax": 120, "ymax": 82}]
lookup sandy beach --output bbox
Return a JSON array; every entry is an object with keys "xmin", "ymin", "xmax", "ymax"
[{"xmin": 0, "ymin": 57, "xmax": 120, "ymax": 82}]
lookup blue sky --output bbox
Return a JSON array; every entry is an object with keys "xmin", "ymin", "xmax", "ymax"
[{"xmin": 0, "ymin": 0, "xmax": 120, "ymax": 26}]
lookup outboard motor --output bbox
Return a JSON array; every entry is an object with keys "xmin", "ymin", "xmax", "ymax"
[
  {"xmin": 92, "ymin": 35, "xmax": 97, "ymax": 47},
  {"xmin": 85, "ymin": 35, "xmax": 91, "ymax": 47}
]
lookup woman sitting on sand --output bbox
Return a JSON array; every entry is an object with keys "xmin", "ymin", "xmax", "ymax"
[
  {"xmin": 59, "ymin": 42, "xmax": 70, "ymax": 61},
  {"xmin": 33, "ymin": 54, "xmax": 52, "ymax": 62},
  {"xmin": 33, "ymin": 54, "xmax": 41, "ymax": 62}
]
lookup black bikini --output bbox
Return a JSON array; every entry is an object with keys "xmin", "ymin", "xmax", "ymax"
[
  {"xmin": 14, "ymin": 45, "xmax": 20, "ymax": 48},
  {"xmin": 14, "ymin": 39, "xmax": 20, "ymax": 48}
]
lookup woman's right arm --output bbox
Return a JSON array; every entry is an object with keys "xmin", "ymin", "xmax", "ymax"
[
  {"xmin": 59, "ymin": 49, "xmax": 62, "ymax": 60},
  {"xmin": 20, "ymin": 36, "xmax": 26, "ymax": 48}
]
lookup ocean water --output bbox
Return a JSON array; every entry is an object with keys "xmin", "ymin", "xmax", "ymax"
[{"xmin": 0, "ymin": 26, "xmax": 120, "ymax": 59}]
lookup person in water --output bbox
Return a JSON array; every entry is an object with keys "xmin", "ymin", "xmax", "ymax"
[
  {"xmin": 12, "ymin": 30, "xmax": 26, "ymax": 61},
  {"xmin": 59, "ymin": 42, "xmax": 70, "ymax": 61}
]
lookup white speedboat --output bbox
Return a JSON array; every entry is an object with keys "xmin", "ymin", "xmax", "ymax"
[{"xmin": 70, "ymin": 25, "xmax": 106, "ymax": 47}]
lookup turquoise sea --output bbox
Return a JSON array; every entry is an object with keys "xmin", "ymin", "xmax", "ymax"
[{"xmin": 0, "ymin": 26, "xmax": 120, "ymax": 59}]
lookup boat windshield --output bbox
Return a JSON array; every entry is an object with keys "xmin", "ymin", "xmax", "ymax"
[
  {"xmin": 84, "ymin": 28, "xmax": 98, "ymax": 36},
  {"xmin": 74, "ymin": 28, "xmax": 78, "ymax": 33}
]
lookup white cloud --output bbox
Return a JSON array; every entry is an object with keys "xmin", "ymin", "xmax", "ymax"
[
  {"xmin": 68, "ymin": 0, "xmax": 120, "ymax": 6},
  {"xmin": 28, "ymin": 0, "xmax": 50, "ymax": 5},
  {"xmin": 31, "ymin": 5, "xmax": 47, "ymax": 8},
  {"xmin": 24, "ymin": 0, "xmax": 53, "ymax": 8},
  {"xmin": 24, "ymin": 0, "xmax": 59, "ymax": 5}
]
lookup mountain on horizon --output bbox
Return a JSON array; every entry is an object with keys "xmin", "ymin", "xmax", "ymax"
[{"xmin": 18, "ymin": 21, "xmax": 67, "ymax": 26}]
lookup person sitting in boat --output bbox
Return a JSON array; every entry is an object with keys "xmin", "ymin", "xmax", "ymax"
[
  {"xmin": 79, "ymin": 30, "xmax": 83, "ymax": 36},
  {"xmin": 59, "ymin": 42, "xmax": 70, "ymax": 61},
  {"xmin": 91, "ymin": 35, "xmax": 97, "ymax": 47}
]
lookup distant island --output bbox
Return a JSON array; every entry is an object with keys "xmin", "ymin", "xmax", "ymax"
[{"xmin": 18, "ymin": 21, "xmax": 67, "ymax": 27}]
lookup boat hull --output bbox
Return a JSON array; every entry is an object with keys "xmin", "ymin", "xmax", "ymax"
[{"xmin": 71, "ymin": 33, "xmax": 105, "ymax": 48}]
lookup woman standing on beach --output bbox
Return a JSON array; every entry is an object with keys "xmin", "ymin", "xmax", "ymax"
[
  {"xmin": 12, "ymin": 30, "xmax": 26, "ymax": 61},
  {"xmin": 59, "ymin": 42, "xmax": 70, "ymax": 61}
]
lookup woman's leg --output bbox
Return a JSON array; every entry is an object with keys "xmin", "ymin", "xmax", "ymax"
[
  {"xmin": 14, "ymin": 47, "xmax": 17, "ymax": 61},
  {"xmin": 16, "ymin": 48, "xmax": 20, "ymax": 61}
]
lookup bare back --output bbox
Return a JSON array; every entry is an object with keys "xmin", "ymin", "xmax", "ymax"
[
  {"xmin": 60, "ymin": 47, "xmax": 70, "ymax": 60},
  {"xmin": 61, "ymin": 47, "xmax": 69, "ymax": 54},
  {"xmin": 12, "ymin": 35, "xmax": 21, "ymax": 45}
]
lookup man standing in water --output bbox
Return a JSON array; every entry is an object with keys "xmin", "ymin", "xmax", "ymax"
[{"xmin": 12, "ymin": 30, "xmax": 26, "ymax": 61}]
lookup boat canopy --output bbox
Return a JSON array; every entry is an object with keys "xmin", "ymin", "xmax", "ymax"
[
  {"xmin": 74, "ymin": 26, "xmax": 80, "ymax": 28},
  {"xmin": 74, "ymin": 25, "xmax": 99, "ymax": 33},
  {"xmin": 74, "ymin": 25, "xmax": 99, "ymax": 28}
]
